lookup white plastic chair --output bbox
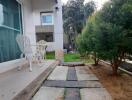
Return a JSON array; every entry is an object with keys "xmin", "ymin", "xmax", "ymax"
[
  {"xmin": 16, "ymin": 34, "xmax": 33, "ymax": 71},
  {"xmin": 36, "ymin": 40, "xmax": 47, "ymax": 61}
]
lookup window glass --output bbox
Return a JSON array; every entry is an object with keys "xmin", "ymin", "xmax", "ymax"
[
  {"xmin": 0, "ymin": 0, "xmax": 22, "ymax": 63},
  {"xmin": 0, "ymin": 4, "xmax": 3, "ymax": 25},
  {"xmin": 41, "ymin": 14, "xmax": 53, "ymax": 25},
  {"xmin": 43, "ymin": 15, "xmax": 52, "ymax": 23}
]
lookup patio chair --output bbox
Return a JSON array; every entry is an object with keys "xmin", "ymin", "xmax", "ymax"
[
  {"xmin": 36, "ymin": 40, "xmax": 47, "ymax": 62},
  {"xmin": 16, "ymin": 34, "xmax": 33, "ymax": 71}
]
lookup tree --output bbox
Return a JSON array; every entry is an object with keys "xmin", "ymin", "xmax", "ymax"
[
  {"xmin": 77, "ymin": 0, "xmax": 132, "ymax": 75},
  {"xmin": 63, "ymin": 0, "xmax": 96, "ymax": 50},
  {"xmin": 63, "ymin": 0, "xmax": 84, "ymax": 50},
  {"xmin": 76, "ymin": 14, "xmax": 100, "ymax": 65},
  {"xmin": 84, "ymin": 1, "xmax": 96, "ymax": 23},
  {"xmin": 98, "ymin": 0, "xmax": 132, "ymax": 75},
  {"xmin": 97, "ymin": 22, "xmax": 124, "ymax": 75}
]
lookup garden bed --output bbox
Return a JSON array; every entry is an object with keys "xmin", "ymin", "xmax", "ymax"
[{"xmin": 85, "ymin": 63, "xmax": 132, "ymax": 100}]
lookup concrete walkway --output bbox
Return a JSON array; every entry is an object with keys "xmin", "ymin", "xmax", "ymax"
[
  {"xmin": 32, "ymin": 66, "xmax": 112, "ymax": 100},
  {"xmin": 0, "ymin": 60, "xmax": 58, "ymax": 100}
]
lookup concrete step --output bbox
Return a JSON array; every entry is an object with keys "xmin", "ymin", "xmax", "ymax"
[{"xmin": 0, "ymin": 60, "xmax": 59, "ymax": 100}]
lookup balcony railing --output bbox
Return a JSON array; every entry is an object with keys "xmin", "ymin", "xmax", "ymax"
[{"xmin": 35, "ymin": 25, "xmax": 54, "ymax": 33}]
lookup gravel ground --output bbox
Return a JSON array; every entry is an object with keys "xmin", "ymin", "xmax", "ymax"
[{"xmin": 87, "ymin": 63, "xmax": 132, "ymax": 100}]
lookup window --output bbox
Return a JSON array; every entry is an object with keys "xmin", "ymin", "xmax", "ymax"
[
  {"xmin": 41, "ymin": 13, "xmax": 53, "ymax": 25},
  {"xmin": 43, "ymin": 15, "xmax": 52, "ymax": 23},
  {"xmin": 0, "ymin": 0, "xmax": 22, "ymax": 63},
  {"xmin": 36, "ymin": 32, "xmax": 53, "ymax": 42}
]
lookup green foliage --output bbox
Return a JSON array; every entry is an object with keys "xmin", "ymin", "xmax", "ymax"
[
  {"xmin": 76, "ymin": 13, "xmax": 100, "ymax": 65},
  {"xmin": 63, "ymin": 0, "xmax": 85, "ymax": 34},
  {"xmin": 77, "ymin": 0, "xmax": 132, "ymax": 75},
  {"xmin": 84, "ymin": 1, "xmax": 96, "ymax": 23},
  {"xmin": 96, "ymin": 22, "xmax": 123, "ymax": 60},
  {"xmin": 98, "ymin": 0, "xmax": 132, "ymax": 60},
  {"xmin": 76, "ymin": 13, "xmax": 98, "ymax": 53},
  {"xmin": 63, "ymin": 0, "xmax": 96, "ymax": 49}
]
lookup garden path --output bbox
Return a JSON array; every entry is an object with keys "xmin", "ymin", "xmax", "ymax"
[{"xmin": 32, "ymin": 66, "xmax": 112, "ymax": 100}]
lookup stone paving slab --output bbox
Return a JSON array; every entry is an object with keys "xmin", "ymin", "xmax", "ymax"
[
  {"xmin": 67, "ymin": 67, "xmax": 77, "ymax": 81},
  {"xmin": 43, "ymin": 80, "xmax": 102, "ymax": 88},
  {"xmin": 64, "ymin": 88, "xmax": 80, "ymax": 100},
  {"xmin": 32, "ymin": 87, "xmax": 64, "ymax": 100},
  {"xmin": 47, "ymin": 66, "xmax": 68, "ymax": 80},
  {"xmin": 76, "ymin": 67, "xmax": 93, "ymax": 74},
  {"xmin": 80, "ymin": 88, "xmax": 112, "ymax": 100},
  {"xmin": 32, "ymin": 66, "xmax": 111, "ymax": 100},
  {"xmin": 76, "ymin": 67, "xmax": 99, "ymax": 81}
]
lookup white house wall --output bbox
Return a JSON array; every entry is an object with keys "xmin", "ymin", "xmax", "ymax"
[
  {"xmin": 32, "ymin": 0, "xmax": 55, "ymax": 26},
  {"xmin": 0, "ymin": 0, "xmax": 63, "ymax": 73},
  {"xmin": 54, "ymin": 0, "xmax": 63, "ymax": 50},
  {"xmin": 32, "ymin": 0, "xmax": 55, "ymax": 52},
  {"xmin": 22, "ymin": 0, "xmax": 36, "ymax": 52},
  {"xmin": 54, "ymin": 0, "xmax": 64, "ymax": 61},
  {"xmin": 23, "ymin": 0, "xmax": 64, "ymax": 60}
]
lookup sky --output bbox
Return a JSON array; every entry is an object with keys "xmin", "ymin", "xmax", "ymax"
[{"xmin": 62, "ymin": 0, "xmax": 109, "ymax": 10}]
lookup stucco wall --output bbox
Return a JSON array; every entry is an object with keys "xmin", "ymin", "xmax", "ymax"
[
  {"xmin": 22, "ymin": 0, "xmax": 36, "ymax": 52},
  {"xmin": 32, "ymin": 0, "xmax": 55, "ymax": 26},
  {"xmin": 32, "ymin": 0, "xmax": 64, "ymax": 53},
  {"xmin": 54, "ymin": 0, "xmax": 64, "ymax": 61},
  {"xmin": 0, "ymin": 0, "xmax": 63, "ymax": 73},
  {"xmin": 54, "ymin": 0, "xmax": 63, "ymax": 50},
  {"xmin": 23, "ymin": 0, "xmax": 64, "ymax": 60}
]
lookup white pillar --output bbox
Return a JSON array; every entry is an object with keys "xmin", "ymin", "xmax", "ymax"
[
  {"xmin": 21, "ymin": 0, "xmax": 36, "ymax": 53},
  {"xmin": 54, "ymin": 0, "xmax": 64, "ymax": 62}
]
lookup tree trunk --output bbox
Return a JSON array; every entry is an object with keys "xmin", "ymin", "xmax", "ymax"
[
  {"xmin": 94, "ymin": 52, "xmax": 99, "ymax": 66},
  {"xmin": 112, "ymin": 60, "xmax": 119, "ymax": 76},
  {"xmin": 112, "ymin": 65, "xmax": 118, "ymax": 76},
  {"xmin": 94, "ymin": 60, "xmax": 99, "ymax": 66},
  {"xmin": 112, "ymin": 53, "xmax": 125, "ymax": 75}
]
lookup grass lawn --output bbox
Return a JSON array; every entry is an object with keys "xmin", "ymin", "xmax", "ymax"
[
  {"xmin": 46, "ymin": 52, "xmax": 55, "ymax": 59},
  {"xmin": 64, "ymin": 53, "xmax": 80, "ymax": 62},
  {"xmin": 46, "ymin": 52, "xmax": 94, "ymax": 64}
]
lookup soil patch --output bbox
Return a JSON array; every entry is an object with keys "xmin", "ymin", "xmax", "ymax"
[{"xmin": 85, "ymin": 62, "xmax": 132, "ymax": 100}]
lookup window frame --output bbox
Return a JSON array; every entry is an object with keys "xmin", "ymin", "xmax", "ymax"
[{"xmin": 40, "ymin": 12, "xmax": 54, "ymax": 25}]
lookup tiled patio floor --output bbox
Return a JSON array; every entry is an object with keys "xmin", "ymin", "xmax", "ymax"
[{"xmin": 0, "ymin": 60, "xmax": 58, "ymax": 100}]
